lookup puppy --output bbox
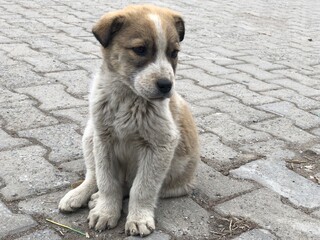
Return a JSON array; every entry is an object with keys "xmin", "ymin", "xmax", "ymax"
[{"xmin": 59, "ymin": 4, "xmax": 200, "ymax": 237}]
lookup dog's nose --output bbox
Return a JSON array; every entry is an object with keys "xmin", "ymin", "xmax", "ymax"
[{"xmin": 156, "ymin": 78, "xmax": 172, "ymax": 94}]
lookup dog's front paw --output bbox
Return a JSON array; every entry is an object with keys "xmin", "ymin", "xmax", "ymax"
[
  {"xmin": 59, "ymin": 188, "xmax": 90, "ymax": 212},
  {"xmin": 88, "ymin": 197, "xmax": 121, "ymax": 231},
  {"xmin": 125, "ymin": 212, "xmax": 155, "ymax": 237}
]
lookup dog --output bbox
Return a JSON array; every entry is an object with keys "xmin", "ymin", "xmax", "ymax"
[{"xmin": 59, "ymin": 4, "xmax": 200, "ymax": 237}]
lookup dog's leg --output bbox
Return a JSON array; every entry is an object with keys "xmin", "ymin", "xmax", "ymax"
[
  {"xmin": 87, "ymin": 134, "xmax": 123, "ymax": 231},
  {"xmin": 59, "ymin": 120, "xmax": 98, "ymax": 212},
  {"xmin": 125, "ymin": 146, "xmax": 174, "ymax": 237}
]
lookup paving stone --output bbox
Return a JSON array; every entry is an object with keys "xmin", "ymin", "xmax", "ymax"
[
  {"xmin": 19, "ymin": 55, "xmax": 77, "ymax": 73},
  {"xmin": 18, "ymin": 190, "xmax": 88, "ymax": 227},
  {"xmin": 228, "ymin": 64, "xmax": 281, "ymax": 80},
  {"xmin": 175, "ymin": 79, "xmax": 223, "ymax": 102},
  {"xmin": 231, "ymin": 158, "xmax": 320, "ymax": 208},
  {"xmin": 45, "ymin": 70, "xmax": 90, "ymax": 96},
  {"xmin": 69, "ymin": 58, "xmax": 101, "ymax": 74},
  {"xmin": 222, "ymin": 73, "xmax": 280, "ymax": 91},
  {"xmin": 59, "ymin": 159, "xmax": 85, "ymax": 173},
  {"xmin": 189, "ymin": 104, "xmax": 212, "ymax": 117},
  {"xmin": 42, "ymin": 46, "xmax": 96, "ymax": 61},
  {"xmin": 0, "ymin": 100, "xmax": 59, "ymax": 131},
  {"xmin": 209, "ymin": 46, "xmax": 245, "ymax": 57},
  {"xmin": 156, "ymin": 197, "xmax": 209, "ymax": 238},
  {"xmin": 211, "ymin": 84, "xmax": 278, "ymax": 105},
  {"xmin": 307, "ymin": 144, "xmax": 320, "ymax": 155},
  {"xmin": 239, "ymin": 139, "xmax": 295, "ymax": 160},
  {"xmin": 0, "ymin": 129, "xmax": 30, "ymax": 150},
  {"xmin": 233, "ymin": 229, "xmax": 277, "ymax": 240},
  {"xmin": 0, "ymin": 87, "xmax": 28, "ymax": 105},
  {"xmin": 51, "ymin": 107, "xmax": 88, "ymax": 128},
  {"xmin": 236, "ymin": 55, "xmax": 285, "ymax": 70},
  {"xmin": 215, "ymin": 188, "xmax": 320, "ymax": 240},
  {"xmin": 311, "ymin": 128, "xmax": 320, "ymax": 136},
  {"xmin": 196, "ymin": 162, "xmax": 255, "ymax": 201},
  {"xmin": 16, "ymin": 229, "xmax": 61, "ymax": 240},
  {"xmin": 272, "ymin": 69, "xmax": 320, "ymax": 86},
  {"xmin": 18, "ymin": 124, "xmax": 82, "ymax": 162},
  {"xmin": 16, "ymin": 84, "xmax": 87, "ymax": 110},
  {"xmin": 196, "ymin": 96, "xmax": 273, "ymax": 124},
  {"xmin": 0, "ymin": 146, "xmax": 78, "ymax": 200},
  {"xmin": 200, "ymin": 132, "xmax": 238, "ymax": 166},
  {"xmin": 268, "ymin": 79, "xmax": 320, "ymax": 97},
  {"xmin": 262, "ymin": 89, "xmax": 320, "ymax": 110},
  {"xmin": 250, "ymin": 118, "xmax": 317, "ymax": 145},
  {"xmin": 0, "ymin": 201, "xmax": 37, "ymax": 239},
  {"xmin": 0, "ymin": 64, "xmax": 48, "ymax": 88},
  {"xmin": 177, "ymin": 68, "xmax": 233, "ymax": 86},
  {"xmin": 198, "ymin": 113, "xmax": 270, "ymax": 144},
  {"xmin": 186, "ymin": 59, "xmax": 238, "ymax": 75},
  {"xmin": 125, "ymin": 231, "xmax": 171, "ymax": 240},
  {"xmin": 258, "ymin": 101, "xmax": 320, "ymax": 129}
]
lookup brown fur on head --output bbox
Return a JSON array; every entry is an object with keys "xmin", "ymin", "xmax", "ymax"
[{"xmin": 92, "ymin": 5, "xmax": 185, "ymax": 100}]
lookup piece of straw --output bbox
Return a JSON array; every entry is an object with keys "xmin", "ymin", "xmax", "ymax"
[{"xmin": 46, "ymin": 218, "xmax": 87, "ymax": 237}]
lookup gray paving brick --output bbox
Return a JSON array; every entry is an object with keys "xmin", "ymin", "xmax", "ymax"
[
  {"xmin": 231, "ymin": 159, "xmax": 320, "ymax": 208},
  {"xmin": 196, "ymin": 96, "xmax": 273, "ymax": 124},
  {"xmin": 221, "ymin": 73, "xmax": 280, "ymax": 91},
  {"xmin": 233, "ymin": 229, "xmax": 277, "ymax": 240},
  {"xmin": 250, "ymin": 118, "xmax": 317, "ymax": 145},
  {"xmin": 235, "ymin": 55, "xmax": 285, "ymax": 70},
  {"xmin": 18, "ymin": 124, "xmax": 82, "ymax": 162},
  {"xmin": 0, "ymin": 201, "xmax": 37, "ymax": 239},
  {"xmin": 156, "ymin": 197, "xmax": 209, "ymax": 238},
  {"xmin": 209, "ymin": 46, "xmax": 246, "ymax": 57},
  {"xmin": 268, "ymin": 79, "xmax": 320, "ymax": 97},
  {"xmin": 175, "ymin": 79, "xmax": 223, "ymax": 102},
  {"xmin": 200, "ymin": 132, "xmax": 238, "ymax": 164},
  {"xmin": 18, "ymin": 190, "xmax": 88, "ymax": 227},
  {"xmin": 311, "ymin": 128, "xmax": 320, "ymax": 137},
  {"xmin": 0, "ymin": 64, "xmax": 46, "ymax": 88},
  {"xmin": 239, "ymin": 139, "xmax": 295, "ymax": 160},
  {"xmin": 0, "ymin": 129, "xmax": 30, "ymax": 150},
  {"xmin": 0, "ymin": 146, "xmax": 78, "ymax": 200},
  {"xmin": 198, "ymin": 113, "xmax": 270, "ymax": 144},
  {"xmin": 125, "ymin": 231, "xmax": 171, "ymax": 240},
  {"xmin": 228, "ymin": 64, "xmax": 281, "ymax": 80},
  {"xmin": 45, "ymin": 70, "xmax": 90, "ymax": 96},
  {"xmin": 258, "ymin": 101, "xmax": 320, "ymax": 129},
  {"xmin": 51, "ymin": 107, "xmax": 88, "ymax": 128},
  {"xmin": 0, "ymin": 87, "xmax": 28, "ymax": 105},
  {"xmin": 16, "ymin": 84, "xmax": 87, "ymax": 110},
  {"xmin": 16, "ymin": 229, "xmax": 61, "ymax": 240},
  {"xmin": 20, "ymin": 55, "xmax": 77, "ymax": 73},
  {"xmin": 186, "ymin": 59, "xmax": 238, "ymax": 75},
  {"xmin": 215, "ymin": 188, "xmax": 320, "ymax": 240},
  {"xmin": 177, "ymin": 68, "xmax": 233, "ymax": 87},
  {"xmin": 272, "ymin": 69, "xmax": 320, "ymax": 86},
  {"xmin": 59, "ymin": 159, "xmax": 85, "ymax": 173},
  {"xmin": 0, "ymin": 100, "xmax": 59, "ymax": 131},
  {"xmin": 211, "ymin": 84, "xmax": 278, "ymax": 105},
  {"xmin": 69, "ymin": 58, "xmax": 101, "ymax": 74},
  {"xmin": 261, "ymin": 89, "xmax": 320, "ymax": 110},
  {"xmin": 196, "ymin": 162, "xmax": 255, "ymax": 201}
]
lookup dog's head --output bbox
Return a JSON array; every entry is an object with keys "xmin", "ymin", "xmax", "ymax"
[{"xmin": 92, "ymin": 5, "xmax": 184, "ymax": 100}]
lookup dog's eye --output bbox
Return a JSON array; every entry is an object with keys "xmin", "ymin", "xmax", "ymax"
[
  {"xmin": 132, "ymin": 46, "xmax": 147, "ymax": 56},
  {"xmin": 171, "ymin": 50, "xmax": 179, "ymax": 58}
]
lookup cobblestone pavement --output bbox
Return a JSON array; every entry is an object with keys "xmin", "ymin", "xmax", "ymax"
[{"xmin": 1, "ymin": 0, "xmax": 320, "ymax": 239}]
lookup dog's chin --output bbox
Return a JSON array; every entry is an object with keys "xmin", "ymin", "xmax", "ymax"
[{"xmin": 142, "ymin": 92, "xmax": 173, "ymax": 101}]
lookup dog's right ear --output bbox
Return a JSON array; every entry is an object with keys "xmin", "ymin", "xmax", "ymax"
[{"xmin": 92, "ymin": 13, "xmax": 125, "ymax": 48}]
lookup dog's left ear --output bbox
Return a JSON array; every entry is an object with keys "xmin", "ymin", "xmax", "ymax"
[
  {"xmin": 92, "ymin": 12, "xmax": 125, "ymax": 48},
  {"xmin": 174, "ymin": 16, "xmax": 185, "ymax": 42}
]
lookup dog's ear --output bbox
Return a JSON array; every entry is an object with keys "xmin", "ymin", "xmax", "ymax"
[
  {"xmin": 92, "ymin": 13, "xmax": 125, "ymax": 48},
  {"xmin": 174, "ymin": 16, "xmax": 185, "ymax": 42}
]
